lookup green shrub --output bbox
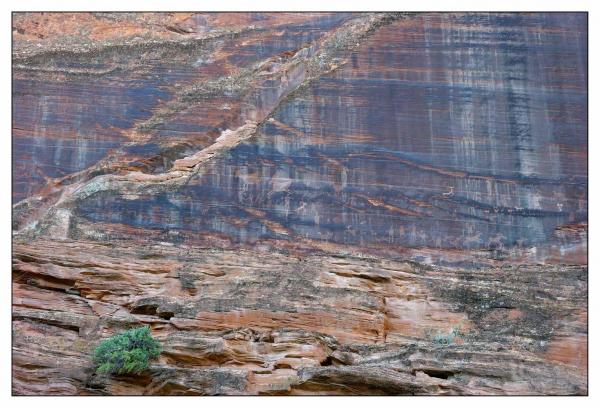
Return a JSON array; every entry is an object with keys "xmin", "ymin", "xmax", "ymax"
[{"xmin": 92, "ymin": 326, "xmax": 161, "ymax": 375}]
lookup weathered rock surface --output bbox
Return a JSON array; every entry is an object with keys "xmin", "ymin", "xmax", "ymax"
[
  {"xmin": 12, "ymin": 12, "xmax": 587, "ymax": 395},
  {"xmin": 12, "ymin": 239, "xmax": 587, "ymax": 395}
]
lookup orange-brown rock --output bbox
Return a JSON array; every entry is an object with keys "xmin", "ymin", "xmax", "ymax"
[{"xmin": 12, "ymin": 239, "xmax": 586, "ymax": 395}]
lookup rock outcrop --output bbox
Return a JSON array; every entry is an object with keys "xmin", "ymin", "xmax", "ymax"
[{"xmin": 12, "ymin": 12, "xmax": 587, "ymax": 395}]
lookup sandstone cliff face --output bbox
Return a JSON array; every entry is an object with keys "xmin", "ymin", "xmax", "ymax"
[{"xmin": 12, "ymin": 12, "xmax": 587, "ymax": 395}]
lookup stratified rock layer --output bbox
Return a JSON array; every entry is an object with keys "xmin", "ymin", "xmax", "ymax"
[
  {"xmin": 12, "ymin": 12, "xmax": 587, "ymax": 395},
  {"xmin": 12, "ymin": 239, "xmax": 587, "ymax": 395}
]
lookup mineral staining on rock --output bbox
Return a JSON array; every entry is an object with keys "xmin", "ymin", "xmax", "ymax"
[{"xmin": 12, "ymin": 12, "xmax": 587, "ymax": 395}]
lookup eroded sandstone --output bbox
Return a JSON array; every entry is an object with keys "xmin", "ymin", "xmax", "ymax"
[
  {"xmin": 12, "ymin": 12, "xmax": 587, "ymax": 395},
  {"xmin": 12, "ymin": 239, "xmax": 587, "ymax": 395}
]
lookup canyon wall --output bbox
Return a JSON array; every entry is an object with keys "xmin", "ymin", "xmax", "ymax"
[{"xmin": 12, "ymin": 12, "xmax": 587, "ymax": 395}]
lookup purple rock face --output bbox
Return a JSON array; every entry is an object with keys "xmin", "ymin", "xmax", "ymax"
[
  {"xmin": 12, "ymin": 12, "xmax": 357, "ymax": 203},
  {"xmin": 70, "ymin": 13, "xmax": 587, "ymax": 262}
]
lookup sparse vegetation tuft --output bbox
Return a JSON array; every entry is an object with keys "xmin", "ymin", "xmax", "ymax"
[
  {"xmin": 429, "ymin": 326, "xmax": 462, "ymax": 345},
  {"xmin": 92, "ymin": 326, "xmax": 161, "ymax": 375}
]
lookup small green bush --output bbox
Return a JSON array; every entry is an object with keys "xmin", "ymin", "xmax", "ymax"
[{"xmin": 92, "ymin": 326, "xmax": 161, "ymax": 375}]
